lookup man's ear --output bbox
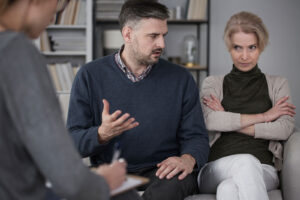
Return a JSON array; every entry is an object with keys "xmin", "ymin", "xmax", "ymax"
[{"xmin": 122, "ymin": 26, "xmax": 133, "ymax": 43}]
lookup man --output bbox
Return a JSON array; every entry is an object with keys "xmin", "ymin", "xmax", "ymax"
[{"xmin": 67, "ymin": 0, "xmax": 209, "ymax": 199}]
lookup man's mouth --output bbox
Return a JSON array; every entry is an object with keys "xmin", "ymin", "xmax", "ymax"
[{"xmin": 152, "ymin": 49, "xmax": 163, "ymax": 56}]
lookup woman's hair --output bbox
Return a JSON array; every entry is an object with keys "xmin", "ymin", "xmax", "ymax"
[
  {"xmin": 224, "ymin": 11, "xmax": 269, "ymax": 52},
  {"xmin": 119, "ymin": 0, "xmax": 169, "ymax": 30}
]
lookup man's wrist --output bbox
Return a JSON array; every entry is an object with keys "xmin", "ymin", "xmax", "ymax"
[
  {"xmin": 181, "ymin": 154, "xmax": 196, "ymax": 167},
  {"xmin": 97, "ymin": 126, "xmax": 108, "ymax": 144}
]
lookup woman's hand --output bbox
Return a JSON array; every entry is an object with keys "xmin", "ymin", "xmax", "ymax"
[
  {"xmin": 94, "ymin": 159, "xmax": 127, "ymax": 190},
  {"xmin": 263, "ymin": 96, "xmax": 296, "ymax": 122},
  {"xmin": 203, "ymin": 94, "xmax": 225, "ymax": 111}
]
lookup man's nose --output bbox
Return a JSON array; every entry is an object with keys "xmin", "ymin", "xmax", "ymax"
[{"xmin": 157, "ymin": 36, "xmax": 165, "ymax": 49}]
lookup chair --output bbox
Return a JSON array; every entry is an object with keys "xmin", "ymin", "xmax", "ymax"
[{"xmin": 185, "ymin": 129, "xmax": 300, "ymax": 200}]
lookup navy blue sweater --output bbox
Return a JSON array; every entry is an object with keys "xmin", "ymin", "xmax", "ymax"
[{"xmin": 67, "ymin": 54, "xmax": 209, "ymax": 172}]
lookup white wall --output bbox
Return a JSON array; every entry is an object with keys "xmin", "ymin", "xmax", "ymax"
[{"xmin": 210, "ymin": 0, "xmax": 300, "ymax": 127}]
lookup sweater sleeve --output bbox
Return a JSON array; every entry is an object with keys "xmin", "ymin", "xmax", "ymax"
[
  {"xmin": 200, "ymin": 76, "xmax": 242, "ymax": 132},
  {"xmin": 67, "ymin": 66, "xmax": 105, "ymax": 157},
  {"xmin": 1, "ymin": 35, "xmax": 110, "ymax": 200},
  {"xmin": 178, "ymin": 72, "xmax": 209, "ymax": 169},
  {"xmin": 254, "ymin": 76, "xmax": 295, "ymax": 140}
]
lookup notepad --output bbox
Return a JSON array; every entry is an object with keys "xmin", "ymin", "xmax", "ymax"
[{"xmin": 111, "ymin": 175, "xmax": 149, "ymax": 196}]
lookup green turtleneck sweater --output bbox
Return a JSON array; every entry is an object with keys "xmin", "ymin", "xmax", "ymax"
[{"xmin": 208, "ymin": 65, "xmax": 273, "ymax": 165}]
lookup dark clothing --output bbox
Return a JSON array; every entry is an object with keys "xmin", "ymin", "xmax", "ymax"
[
  {"xmin": 0, "ymin": 31, "xmax": 110, "ymax": 200},
  {"xmin": 67, "ymin": 54, "xmax": 209, "ymax": 172},
  {"xmin": 209, "ymin": 65, "xmax": 273, "ymax": 165},
  {"xmin": 135, "ymin": 167, "xmax": 198, "ymax": 200}
]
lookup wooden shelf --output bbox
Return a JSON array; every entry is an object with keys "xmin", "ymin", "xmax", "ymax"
[
  {"xmin": 42, "ymin": 51, "xmax": 86, "ymax": 56},
  {"xmin": 184, "ymin": 65, "xmax": 207, "ymax": 70},
  {"xmin": 47, "ymin": 25, "xmax": 87, "ymax": 30},
  {"xmin": 95, "ymin": 19, "xmax": 208, "ymax": 25}
]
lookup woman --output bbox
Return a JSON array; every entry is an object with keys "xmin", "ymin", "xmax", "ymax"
[
  {"xmin": 0, "ymin": 0, "xmax": 141, "ymax": 199},
  {"xmin": 198, "ymin": 11, "xmax": 296, "ymax": 200}
]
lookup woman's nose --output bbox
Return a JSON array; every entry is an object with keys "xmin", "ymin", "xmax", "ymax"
[{"xmin": 241, "ymin": 50, "xmax": 248, "ymax": 60}]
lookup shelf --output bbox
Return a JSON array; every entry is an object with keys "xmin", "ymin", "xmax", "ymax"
[
  {"xmin": 95, "ymin": 19, "xmax": 208, "ymax": 25},
  {"xmin": 47, "ymin": 25, "xmax": 87, "ymax": 30},
  {"xmin": 184, "ymin": 65, "xmax": 207, "ymax": 70},
  {"xmin": 42, "ymin": 51, "xmax": 86, "ymax": 56}
]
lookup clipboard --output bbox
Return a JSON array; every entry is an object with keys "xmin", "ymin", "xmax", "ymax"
[{"xmin": 111, "ymin": 174, "xmax": 149, "ymax": 196}]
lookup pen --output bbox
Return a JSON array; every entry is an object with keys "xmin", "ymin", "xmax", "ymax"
[{"xmin": 111, "ymin": 142, "xmax": 121, "ymax": 163}]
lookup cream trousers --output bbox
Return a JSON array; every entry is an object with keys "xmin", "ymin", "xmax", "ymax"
[{"xmin": 198, "ymin": 154, "xmax": 279, "ymax": 200}]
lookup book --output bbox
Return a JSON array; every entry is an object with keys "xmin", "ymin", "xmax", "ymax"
[
  {"xmin": 111, "ymin": 175, "xmax": 149, "ymax": 196},
  {"xmin": 187, "ymin": 0, "xmax": 207, "ymax": 20}
]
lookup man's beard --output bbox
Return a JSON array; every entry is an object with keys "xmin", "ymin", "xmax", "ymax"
[{"xmin": 136, "ymin": 48, "xmax": 164, "ymax": 66}]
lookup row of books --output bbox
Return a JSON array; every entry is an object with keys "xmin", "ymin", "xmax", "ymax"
[
  {"xmin": 47, "ymin": 62, "xmax": 80, "ymax": 92},
  {"xmin": 40, "ymin": 31, "xmax": 86, "ymax": 52},
  {"xmin": 186, "ymin": 0, "xmax": 208, "ymax": 20},
  {"xmin": 95, "ymin": 0, "xmax": 124, "ymax": 20},
  {"xmin": 54, "ymin": 0, "xmax": 86, "ymax": 25}
]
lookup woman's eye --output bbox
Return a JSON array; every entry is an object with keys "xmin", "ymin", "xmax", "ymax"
[
  {"xmin": 233, "ymin": 45, "xmax": 241, "ymax": 50},
  {"xmin": 249, "ymin": 45, "xmax": 257, "ymax": 50}
]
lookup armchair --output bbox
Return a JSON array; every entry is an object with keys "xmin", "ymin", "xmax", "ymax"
[{"xmin": 185, "ymin": 129, "xmax": 300, "ymax": 200}]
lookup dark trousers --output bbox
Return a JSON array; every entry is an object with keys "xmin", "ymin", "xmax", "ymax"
[
  {"xmin": 133, "ymin": 167, "xmax": 199, "ymax": 200},
  {"xmin": 112, "ymin": 190, "xmax": 143, "ymax": 200}
]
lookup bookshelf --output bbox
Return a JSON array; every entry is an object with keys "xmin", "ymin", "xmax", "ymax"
[
  {"xmin": 93, "ymin": 0, "xmax": 210, "ymax": 88},
  {"xmin": 36, "ymin": 0, "xmax": 93, "ymax": 121}
]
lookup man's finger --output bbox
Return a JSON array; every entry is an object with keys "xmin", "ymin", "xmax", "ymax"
[
  {"xmin": 102, "ymin": 99, "xmax": 110, "ymax": 115},
  {"xmin": 111, "ymin": 110, "xmax": 122, "ymax": 121},
  {"xmin": 156, "ymin": 163, "xmax": 167, "ymax": 176},
  {"xmin": 166, "ymin": 167, "xmax": 180, "ymax": 179},
  {"xmin": 113, "ymin": 113, "xmax": 130, "ymax": 126},
  {"xmin": 158, "ymin": 165, "xmax": 175, "ymax": 179},
  {"xmin": 178, "ymin": 170, "xmax": 188, "ymax": 180}
]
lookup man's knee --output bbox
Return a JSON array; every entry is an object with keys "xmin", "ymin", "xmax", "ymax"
[{"xmin": 142, "ymin": 172, "xmax": 198, "ymax": 200}]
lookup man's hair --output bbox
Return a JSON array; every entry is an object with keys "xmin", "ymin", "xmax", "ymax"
[
  {"xmin": 0, "ymin": 0, "xmax": 16, "ymax": 14},
  {"xmin": 119, "ymin": 0, "xmax": 169, "ymax": 30},
  {"xmin": 224, "ymin": 11, "xmax": 269, "ymax": 52}
]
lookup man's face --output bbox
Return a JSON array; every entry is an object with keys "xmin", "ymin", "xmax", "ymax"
[{"xmin": 130, "ymin": 18, "xmax": 168, "ymax": 66}]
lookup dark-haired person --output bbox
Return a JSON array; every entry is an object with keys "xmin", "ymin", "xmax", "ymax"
[
  {"xmin": 0, "ymin": 0, "xmax": 141, "ymax": 199},
  {"xmin": 197, "ymin": 11, "xmax": 296, "ymax": 200},
  {"xmin": 67, "ymin": 0, "xmax": 209, "ymax": 199}
]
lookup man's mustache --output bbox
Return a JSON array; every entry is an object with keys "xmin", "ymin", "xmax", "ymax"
[{"xmin": 152, "ymin": 48, "xmax": 163, "ymax": 54}]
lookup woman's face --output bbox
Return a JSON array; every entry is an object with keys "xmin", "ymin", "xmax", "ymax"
[
  {"xmin": 23, "ymin": 0, "xmax": 57, "ymax": 38},
  {"xmin": 229, "ymin": 31, "xmax": 261, "ymax": 72}
]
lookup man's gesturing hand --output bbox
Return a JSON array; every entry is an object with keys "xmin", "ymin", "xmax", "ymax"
[
  {"xmin": 98, "ymin": 99, "xmax": 139, "ymax": 143},
  {"xmin": 155, "ymin": 154, "xmax": 196, "ymax": 180}
]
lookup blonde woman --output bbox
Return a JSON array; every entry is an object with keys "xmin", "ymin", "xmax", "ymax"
[
  {"xmin": 198, "ymin": 11, "xmax": 295, "ymax": 200},
  {"xmin": 0, "ymin": 1, "xmax": 141, "ymax": 199}
]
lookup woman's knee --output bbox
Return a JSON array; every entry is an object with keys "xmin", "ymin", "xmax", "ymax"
[
  {"xmin": 231, "ymin": 154, "xmax": 262, "ymax": 172},
  {"xmin": 217, "ymin": 179, "xmax": 239, "ymax": 200}
]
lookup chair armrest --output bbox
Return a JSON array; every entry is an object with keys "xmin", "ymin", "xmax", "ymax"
[{"xmin": 281, "ymin": 128, "xmax": 300, "ymax": 200}]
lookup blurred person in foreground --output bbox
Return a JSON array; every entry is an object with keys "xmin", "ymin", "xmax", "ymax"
[{"xmin": 0, "ymin": 0, "xmax": 141, "ymax": 199}]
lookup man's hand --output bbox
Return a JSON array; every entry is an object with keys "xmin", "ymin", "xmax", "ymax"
[
  {"xmin": 155, "ymin": 154, "xmax": 196, "ymax": 180},
  {"xmin": 263, "ymin": 96, "xmax": 296, "ymax": 122},
  {"xmin": 203, "ymin": 94, "xmax": 224, "ymax": 111},
  {"xmin": 98, "ymin": 99, "xmax": 139, "ymax": 143},
  {"xmin": 94, "ymin": 159, "xmax": 127, "ymax": 190}
]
